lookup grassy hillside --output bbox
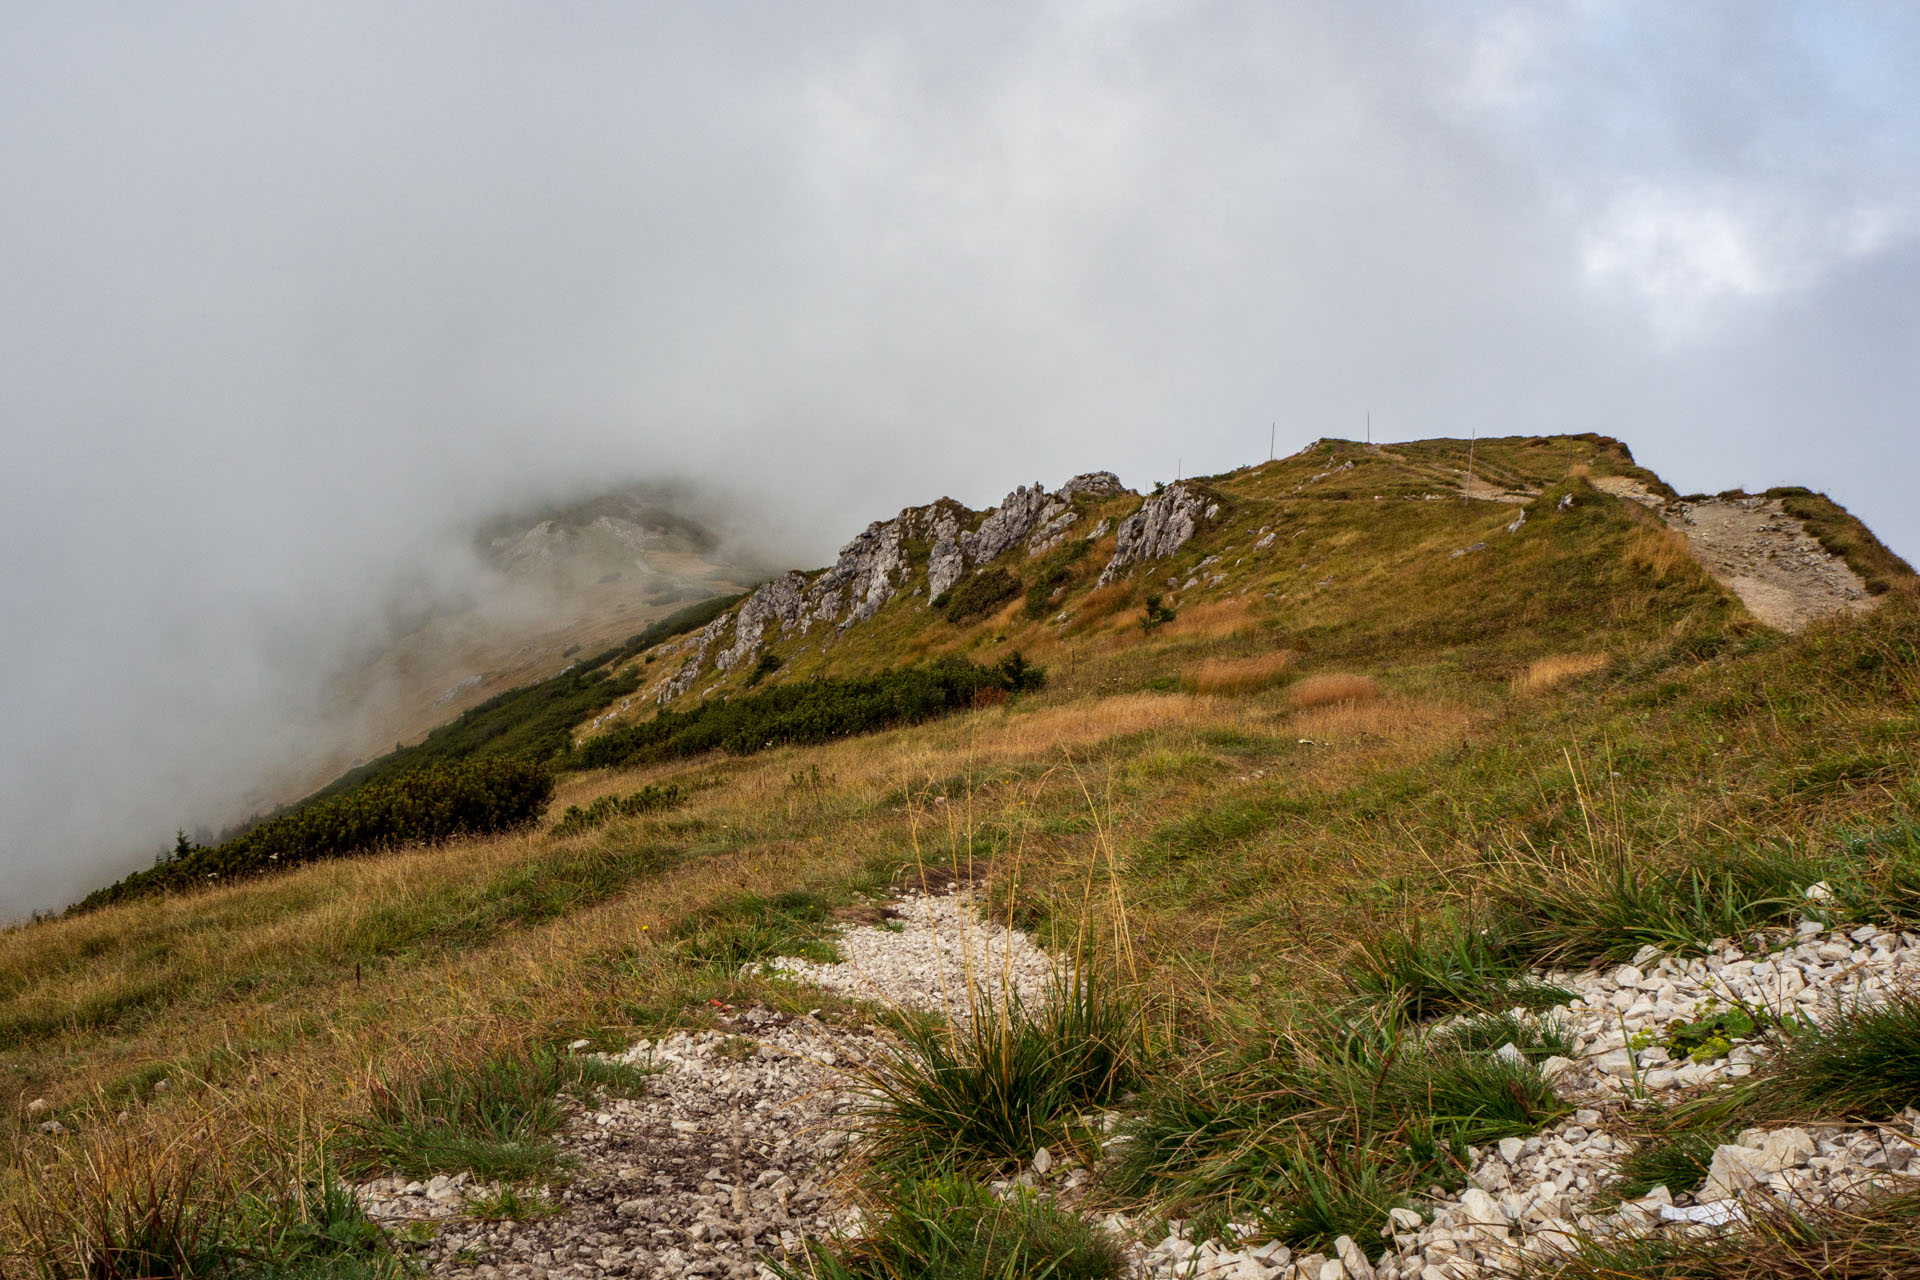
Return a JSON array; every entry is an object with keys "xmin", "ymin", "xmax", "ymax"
[{"xmin": 5, "ymin": 435, "xmax": 1918, "ymax": 1276}]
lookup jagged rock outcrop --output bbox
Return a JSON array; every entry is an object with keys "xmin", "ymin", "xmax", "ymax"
[
  {"xmin": 803, "ymin": 516, "xmax": 913, "ymax": 629},
  {"xmin": 662, "ymin": 613, "xmax": 730, "ymax": 701},
  {"xmin": 712, "ymin": 572, "xmax": 808, "ymax": 673},
  {"xmin": 926, "ymin": 509, "xmax": 965, "ymax": 600},
  {"xmin": 656, "ymin": 471, "xmax": 1146, "ymax": 701},
  {"xmin": 1097, "ymin": 481, "xmax": 1209, "ymax": 586},
  {"xmin": 1059, "ymin": 471, "xmax": 1123, "ymax": 501},
  {"xmin": 960, "ymin": 484, "xmax": 1053, "ymax": 564}
]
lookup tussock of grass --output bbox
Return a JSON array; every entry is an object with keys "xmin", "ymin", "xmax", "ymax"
[
  {"xmin": 1626, "ymin": 524, "xmax": 1699, "ymax": 583},
  {"xmin": 1060, "ymin": 582, "xmax": 1136, "ymax": 635},
  {"xmin": 1539, "ymin": 1189, "xmax": 1920, "ymax": 1279},
  {"xmin": 1490, "ymin": 843, "xmax": 1819, "ymax": 963},
  {"xmin": 340, "ymin": 1045, "xmax": 653, "ymax": 1181},
  {"xmin": 856, "ymin": 968, "xmax": 1148, "ymax": 1178},
  {"xmin": 1759, "ymin": 987, "xmax": 1920, "ymax": 1121},
  {"xmin": 1110, "ymin": 1010, "xmax": 1565, "ymax": 1249},
  {"xmin": 769, "ymin": 1175, "xmax": 1125, "ymax": 1280},
  {"xmin": 1159, "ymin": 598, "xmax": 1258, "ymax": 641},
  {"xmin": 465, "ymin": 1182, "xmax": 560, "ymax": 1221},
  {"xmin": 1430, "ymin": 1009, "xmax": 1576, "ymax": 1060},
  {"xmin": 1349, "ymin": 918, "xmax": 1572, "ymax": 1020},
  {"xmin": 1833, "ymin": 817, "xmax": 1920, "ymax": 924},
  {"xmin": 1514, "ymin": 652, "xmax": 1608, "ymax": 694},
  {"xmin": 1601, "ymin": 1124, "xmax": 1728, "ymax": 1205},
  {"xmin": 1184, "ymin": 651, "xmax": 1296, "ymax": 695},
  {"xmin": 1287, "ymin": 673, "xmax": 1379, "ymax": 710},
  {"xmin": 11, "ymin": 1133, "xmax": 402, "ymax": 1280}
]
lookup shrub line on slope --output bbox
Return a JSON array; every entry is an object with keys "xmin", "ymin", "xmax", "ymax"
[{"xmin": 77, "ymin": 757, "xmax": 555, "ymax": 911}]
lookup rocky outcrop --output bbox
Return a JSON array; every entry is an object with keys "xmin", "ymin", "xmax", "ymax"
[
  {"xmin": 661, "ymin": 613, "xmax": 731, "ymax": 701},
  {"xmin": 656, "ymin": 473, "xmax": 1137, "ymax": 700},
  {"xmin": 1097, "ymin": 481, "xmax": 1209, "ymax": 586},
  {"xmin": 712, "ymin": 573, "xmax": 808, "ymax": 673},
  {"xmin": 1059, "ymin": 471, "xmax": 1123, "ymax": 501},
  {"xmin": 926, "ymin": 509, "xmax": 965, "ymax": 600},
  {"xmin": 960, "ymin": 484, "xmax": 1053, "ymax": 564}
]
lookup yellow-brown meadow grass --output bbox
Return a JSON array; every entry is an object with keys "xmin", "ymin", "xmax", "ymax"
[
  {"xmin": 1060, "ymin": 581, "xmax": 1135, "ymax": 635},
  {"xmin": 1625, "ymin": 523, "xmax": 1700, "ymax": 583},
  {"xmin": 1285, "ymin": 673, "xmax": 1379, "ymax": 710},
  {"xmin": 1513, "ymin": 652, "xmax": 1608, "ymax": 694},
  {"xmin": 1158, "ymin": 598, "xmax": 1258, "ymax": 641},
  {"xmin": 1290, "ymin": 696, "xmax": 1469, "ymax": 746},
  {"xmin": 1183, "ymin": 650, "xmax": 1295, "ymax": 695}
]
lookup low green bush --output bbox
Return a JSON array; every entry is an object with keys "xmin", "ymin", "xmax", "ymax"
[
  {"xmin": 80, "ymin": 758, "xmax": 555, "ymax": 910},
  {"xmin": 310, "ymin": 592, "xmax": 742, "ymax": 797},
  {"xmin": 938, "ymin": 568, "xmax": 1022, "ymax": 624},
  {"xmin": 574, "ymin": 655, "xmax": 1044, "ymax": 771},
  {"xmin": 550, "ymin": 783, "xmax": 686, "ymax": 836}
]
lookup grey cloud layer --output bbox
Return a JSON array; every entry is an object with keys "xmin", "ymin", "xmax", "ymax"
[{"xmin": 3, "ymin": 1, "xmax": 1916, "ymax": 912}]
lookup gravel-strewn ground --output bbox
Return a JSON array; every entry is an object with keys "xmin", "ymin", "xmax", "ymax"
[
  {"xmin": 757, "ymin": 889, "xmax": 1058, "ymax": 1022},
  {"xmin": 358, "ymin": 893, "xmax": 1920, "ymax": 1280}
]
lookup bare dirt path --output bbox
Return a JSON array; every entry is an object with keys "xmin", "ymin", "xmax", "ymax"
[{"xmin": 1590, "ymin": 477, "xmax": 1874, "ymax": 633}]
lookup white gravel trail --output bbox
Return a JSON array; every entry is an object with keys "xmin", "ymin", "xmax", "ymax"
[{"xmin": 757, "ymin": 888, "xmax": 1060, "ymax": 1021}]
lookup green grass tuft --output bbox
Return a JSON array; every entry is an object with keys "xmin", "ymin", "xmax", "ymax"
[
  {"xmin": 672, "ymin": 889, "xmax": 840, "ymax": 968},
  {"xmin": 1601, "ymin": 1125, "xmax": 1728, "ymax": 1205},
  {"xmin": 1761, "ymin": 988, "xmax": 1920, "ymax": 1120},
  {"xmin": 1491, "ymin": 844, "xmax": 1819, "ymax": 963},
  {"xmin": 339, "ymin": 1045, "xmax": 653, "ymax": 1181},
  {"xmin": 769, "ymin": 1175, "xmax": 1126, "ymax": 1280},
  {"xmin": 857, "ymin": 968, "xmax": 1149, "ymax": 1178},
  {"xmin": 1350, "ymin": 918, "xmax": 1574, "ymax": 1019},
  {"xmin": 1110, "ymin": 1010, "xmax": 1565, "ymax": 1249}
]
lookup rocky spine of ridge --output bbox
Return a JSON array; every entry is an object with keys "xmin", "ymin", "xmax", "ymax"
[{"xmin": 659, "ymin": 470, "xmax": 1202, "ymax": 702}]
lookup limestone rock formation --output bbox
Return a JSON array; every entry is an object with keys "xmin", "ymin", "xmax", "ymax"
[
  {"xmin": 655, "ymin": 471, "xmax": 1167, "ymax": 701},
  {"xmin": 1097, "ymin": 481, "xmax": 1209, "ymax": 586}
]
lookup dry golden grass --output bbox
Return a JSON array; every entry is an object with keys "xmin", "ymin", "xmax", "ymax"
[
  {"xmin": 1513, "ymin": 652, "xmax": 1608, "ymax": 694},
  {"xmin": 1061, "ymin": 581, "xmax": 1135, "ymax": 635},
  {"xmin": 1626, "ymin": 523, "xmax": 1698, "ymax": 582},
  {"xmin": 1159, "ymin": 598, "xmax": 1257, "ymax": 641},
  {"xmin": 1184, "ymin": 650, "xmax": 1295, "ymax": 695},
  {"xmin": 1286, "ymin": 673, "xmax": 1379, "ymax": 709},
  {"xmin": 1291, "ymin": 696, "xmax": 1468, "ymax": 744},
  {"xmin": 1567, "ymin": 462, "xmax": 1592, "ymax": 479}
]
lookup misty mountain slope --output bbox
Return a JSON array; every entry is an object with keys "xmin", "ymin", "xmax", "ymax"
[
  {"xmin": 253, "ymin": 487, "xmax": 760, "ymax": 823},
  {"xmin": 6, "ymin": 435, "xmax": 1920, "ymax": 1277}
]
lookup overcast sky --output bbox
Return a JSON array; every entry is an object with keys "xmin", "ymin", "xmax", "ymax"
[{"xmin": 3, "ymin": 1, "xmax": 1917, "ymax": 914}]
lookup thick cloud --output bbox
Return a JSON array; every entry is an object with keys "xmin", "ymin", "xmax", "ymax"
[{"xmin": 3, "ymin": 1, "xmax": 1916, "ymax": 913}]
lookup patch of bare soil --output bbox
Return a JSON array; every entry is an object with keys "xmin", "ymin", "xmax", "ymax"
[{"xmin": 1591, "ymin": 477, "xmax": 1874, "ymax": 633}]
